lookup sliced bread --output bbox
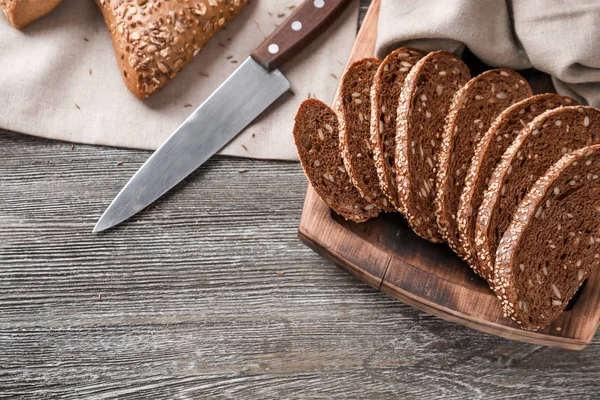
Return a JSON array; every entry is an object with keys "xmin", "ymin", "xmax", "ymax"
[
  {"xmin": 458, "ymin": 94, "xmax": 575, "ymax": 277},
  {"xmin": 395, "ymin": 50, "xmax": 471, "ymax": 243},
  {"xmin": 370, "ymin": 47, "xmax": 425, "ymax": 210},
  {"xmin": 338, "ymin": 58, "xmax": 395, "ymax": 212},
  {"xmin": 435, "ymin": 69, "xmax": 532, "ymax": 259},
  {"xmin": 293, "ymin": 99, "xmax": 379, "ymax": 223},
  {"xmin": 476, "ymin": 106, "xmax": 600, "ymax": 281},
  {"xmin": 493, "ymin": 145, "xmax": 600, "ymax": 330}
]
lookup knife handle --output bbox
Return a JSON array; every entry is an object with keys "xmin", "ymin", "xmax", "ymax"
[{"xmin": 251, "ymin": 0, "xmax": 353, "ymax": 71}]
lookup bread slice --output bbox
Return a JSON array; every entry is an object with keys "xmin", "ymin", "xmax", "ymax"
[
  {"xmin": 370, "ymin": 48, "xmax": 425, "ymax": 210},
  {"xmin": 96, "ymin": 0, "xmax": 248, "ymax": 99},
  {"xmin": 458, "ymin": 94, "xmax": 575, "ymax": 277},
  {"xmin": 476, "ymin": 106, "xmax": 600, "ymax": 281},
  {"xmin": 293, "ymin": 99, "xmax": 379, "ymax": 223},
  {"xmin": 493, "ymin": 145, "xmax": 600, "ymax": 330},
  {"xmin": 338, "ymin": 58, "xmax": 396, "ymax": 213},
  {"xmin": 435, "ymin": 69, "xmax": 532, "ymax": 258},
  {"xmin": 395, "ymin": 50, "xmax": 471, "ymax": 243}
]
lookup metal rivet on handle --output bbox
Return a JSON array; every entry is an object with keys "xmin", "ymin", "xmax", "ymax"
[
  {"xmin": 314, "ymin": 0, "xmax": 325, "ymax": 8},
  {"xmin": 268, "ymin": 44, "xmax": 279, "ymax": 54},
  {"xmin": 291, "ymin": 21, "xmax": 302, "ymax": 31}
]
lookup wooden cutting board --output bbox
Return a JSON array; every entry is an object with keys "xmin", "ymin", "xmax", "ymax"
[{"xmin": 298, "ymin": 0, "xmax": 600, "ymax": 350}]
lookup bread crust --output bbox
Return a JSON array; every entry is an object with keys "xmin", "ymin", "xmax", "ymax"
[
  {"xmin": 294, "ymin": 99, "xmax": 379, "ymax": 223},
  {"xmin": 493, "ymin": 145, "xmax": 600, "ymax": 330},
  {"xmin": 369, "ymin": 47, "xmax": 424, "ymax": 211},
  {"xmin": 338, "ymin": 58, "xmax": 396, "ymax": 212},
  {"xmin": 475, "ymin": 106, "xmax": 600, "ymax": 282},
  {"xmin": 435, "ymin": 69, "xmax": 531, "ymax": 260},
  {"xmin": 95, "ymin": 0, "xmax": 248, "ymax": 99},
  {"xmin": 1, "ymin": 0, "xmax": 63, "ymax": 29},
  {"xmin": 396, "ymin": 50, "xmax": 470, "ymax": 243},
  {"xmin": 458, "ymin": 94, "xmax": 574, "ymax": 278}
]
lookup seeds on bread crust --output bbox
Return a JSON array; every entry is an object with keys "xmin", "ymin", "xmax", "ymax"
[
  {"xmin": 370, "ymin": 48, "xmax": 425, "ymax": 211},
  {"xmin": 435, "ymin": 69, "xmax": 532, "ymax": 260},
  {"xmin": 338, "ymin": 58, "xmax": 396, "ymax": 212},
  {"xmin": 493, "ymin": 145, "xmax": 600, "ymax": 330},
  {"xmin": 96, "ymin": 0, "xmax": 248, "ymax": 98},
  {"xmin": 458, "ymin": 94, "xmax": 575, "ymax": 278},
  {"xmin": 293, "ymin": 99, "xmax": 379, "ymax": 223},
  {"xmin": 395, "ymin": 51, "xmax": 471, "ymax": 243},
  {"xmin": 475, "ymin": 106, "xmax": 600, "ymax": 282}
]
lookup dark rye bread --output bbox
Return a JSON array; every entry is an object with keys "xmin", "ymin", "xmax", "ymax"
[
  {"xmin": 458, "ymin": 94, "xmax": 575, "ymax": 277},
  {"xmin": 395, "ymin": 51, "xmax": 471, "ymax": 243},
  {"xmin": 476, "ymin": 106, "xmax": 600, "ymax": 282},
  {"xmin": 338, "ymin": 58, "xmax": 396, "ymax": 212},
  {"xmin": 293, "ymin": 99, "xmax": 379, "ymax": 223},
  {"xmin": 435, "ymin": 69, "xmax": 532, "ymax": 259},
  {"xmin": 493, "ymin": 145, "xmax": 600, "ymax": 330},
  {"xmin": 370, "ymin": 48, "xmax": 425, "ymax": 210}
]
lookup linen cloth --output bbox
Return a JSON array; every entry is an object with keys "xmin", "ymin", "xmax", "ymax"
[
  {"xmin": 0, "ymin": 0, "xmax": 359, "ymax": 160},
  {"xmin": 377, "ymin": 0, "xmax": 600, "ymax": 108}
]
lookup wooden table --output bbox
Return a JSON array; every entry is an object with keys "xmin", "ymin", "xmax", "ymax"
[{"xmin": 1, "ymin": 2, "xmax": 599, "ymax": 398}]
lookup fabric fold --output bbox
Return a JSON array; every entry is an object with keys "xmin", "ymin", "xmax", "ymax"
[
  {"xmin": 0, "ymin": 0, "xmax": 359, "ymax": 160},
  {"xmin": 377, "ymin": 0, "xmax": 600, "ymax": 107}
]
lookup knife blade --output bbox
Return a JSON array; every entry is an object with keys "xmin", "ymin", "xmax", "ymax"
[{"xmin": 94, "ymin": 0, "xmax": 352, "ymax": 233}]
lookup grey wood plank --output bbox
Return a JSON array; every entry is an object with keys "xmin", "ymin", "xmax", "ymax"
[
  {"xmin": 1, "ymin": 0, "xmax": 599, "ymax": 398},
  {"xmin": 1, "ymin": 129, "xmax": 599, "ymax": 399}
]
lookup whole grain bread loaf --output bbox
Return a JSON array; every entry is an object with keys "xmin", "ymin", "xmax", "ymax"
[
  {"xmin": 493, "ymin": 145, "xmax": 600, "ymax": 330},
  {"xmin": 435, "ymin": 69, "xmax": 532, "ymax": 260},
  {"xmin": 370, "ymin": 48, "xmax": 425, "ymax": 210},
  {"xmin": 476, "ymin": 106, "xmax": 600, "ymax": 281},
  {"xmin": 458, "ymin": 94, "xmax": 575, "ymax": 277},
  {"xmin": 96, "ymin": 0, "xmax": 248, "ymax": 99},
  {"xmin": 395, "ymin": 50, "xmax": 471, "ymax": 243},
  {"xmin": 0, "ymin": 0, "xmax": 62, "ymax": 29},
  {"xmin": 294, "ymin": 99, "xmax": 379, "ymax": 223},
  {"xmin": 338, "ymin": 58, "xmax": 396, "ymax": 212}
]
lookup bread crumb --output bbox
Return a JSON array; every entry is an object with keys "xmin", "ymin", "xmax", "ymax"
[
  {"xmin": 89, "ymin": 69, "xmax": 92, "ymax": 75},
  {"xmin": 238, "ymin": 169, "xmax": 247, "ymax": 173},
  {"xmin": 117, "ymin": 161, "xmax": 124, "ymax": 166},
  {"xmin": 75, "ymin": 103, "xmax": 80, "ymax": 110},
  {"xmin": 184, "ymin": 104, "xmax": 192, "ymax": 108},
  {"xmin": 83, "ymin": 37, "xmax": 89, "ymax": 42},
  {"xmin": 252, "ymin": 133, "xmax": 256, "ymax": 138},
  {"xmin": 241, "ymin": 144, "xmax": 248, "ymax": 151},
  {"xmin": 226, "ymin": 55, "xmax": 233, "ymax": 60},
  {"xmin": 200, "ymin": 72, "xmax": 209, "ymax": 77},
  {"xmin": 277, "ymin": 12, "xmax": 286, "ymax": 18},
  {"xmin": 218, "ymin": 42, "xmax": 226, "ymax": 48},
  {"xmin": 71, "ymin": 144, "xmax": 75, "ymax": 151},
  {"xmin": 330, "ymin": 73, "xmax": 337, "ymax": 79},
  {"xmin": 97, "ymin": 294, "xmax": 103, "ymax": 301},
  {"xmin": 274, "ymin": 271, "xmax": 286, "ymax": 275},
  {"xmin": 556, "ymin": 327, "xmax": 562, "ymax": 331}
]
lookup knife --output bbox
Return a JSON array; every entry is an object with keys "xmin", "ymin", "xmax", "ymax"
[{"xmin": 93, "ymin": 0, "xmax": 352, "ymax": 233}]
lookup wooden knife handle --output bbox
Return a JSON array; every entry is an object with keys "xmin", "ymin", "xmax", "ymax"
[{"xmin": 251, "ymin": 0, "xmax": 353, "ymax": 71}]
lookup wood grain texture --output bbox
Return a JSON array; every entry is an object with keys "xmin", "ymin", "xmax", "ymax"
[
  {"xmin": 1, "ymin": 0, "xmax": 599, "ymax": 398},
  {"xmin": 251, "ymin": 0, "xmax": 353, "ymax": 70}
]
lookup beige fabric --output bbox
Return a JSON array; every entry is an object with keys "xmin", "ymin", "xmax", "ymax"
[
  {"xmin": 0, "ymin": 0, "xmax": 359, "ymax": 160},
  {"xmin": 377, "ymin": 0, "xmax": 600, "ymax": 108}
]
